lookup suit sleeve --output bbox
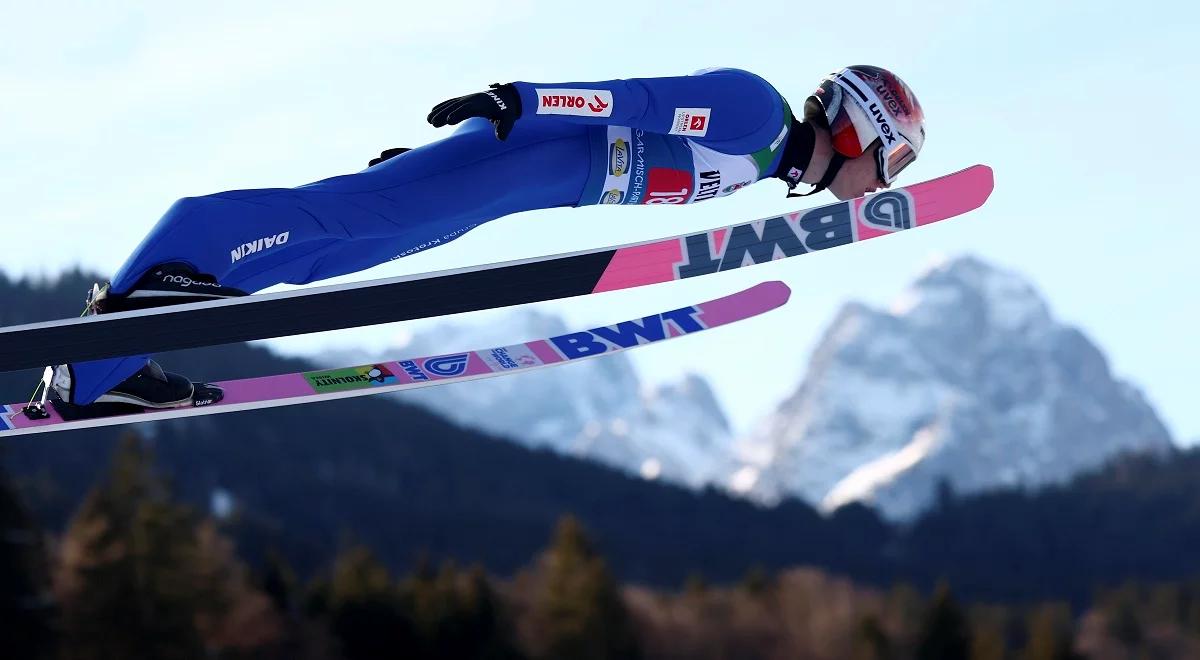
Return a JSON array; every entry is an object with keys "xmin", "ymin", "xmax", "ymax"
[{"xmin": 511, "ymin": 68, "xmax": 786, "ymax": 152}]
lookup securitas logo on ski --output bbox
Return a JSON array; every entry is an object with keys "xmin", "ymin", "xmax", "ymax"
[
  {"xmin": 534, "ymin": 88, "xmax": 613, "ymax": 117},
  {"xmin": 305, "ymin": 364, "xmax": 397, "ymax": 393},
  {"xmin": 549, "ymin": 307, "xmax": 708, "ymax": 359},
  {"xmin": 230, "ymin": 232, "xmax": 289, "ymax": 263}
]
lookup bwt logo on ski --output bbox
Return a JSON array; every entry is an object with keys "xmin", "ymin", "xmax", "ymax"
[
  {"xmin": 230, "ymin": 232, "xmax": 289, "ymax": 263},
  {"xmin": 422, "ymin": 354, "xmax": 471, "ymax": 377},
  {"xmin": 861, "ymin": 190, "xmax": 915, "ymax": 231},
  {"xmin": 550, "ymin": 307, "xmax": 707, "ymax": 359},
  {"xmin": 397, "ymin": 354, "xmax": 471, "ymax": 381},
  {"xmin": 534, "ymin": 88, "xmax": 613, "ymax": 117},
  {"xmin": 671, "ymin": 192, "xmax": 912, "ymax": 279},
  {"xmin": 305, "ymin": 364, "xmax": 396, "ymax": 393},
  {"xmin": 399, "ymin": 360, "xmax": 428, "ymax": 382}
]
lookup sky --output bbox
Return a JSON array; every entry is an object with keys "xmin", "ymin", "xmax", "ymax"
[{"xmin": 2, "ymin": 1, "xmax": 1198, "ymax": 444}]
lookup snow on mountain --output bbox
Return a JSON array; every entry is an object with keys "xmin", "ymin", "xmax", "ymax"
[
  {"xmin": 732, "ymin": 255, "xmax": 1175, "ymax": 520},
  {"xmin": 316, "ymin": 309, "xmax": 734, "ymax": 488}
]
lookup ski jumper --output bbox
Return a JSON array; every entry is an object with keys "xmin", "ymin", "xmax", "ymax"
[{"xmin": 68, "ymin": 68, "xmax": 796, "ymax": 404}]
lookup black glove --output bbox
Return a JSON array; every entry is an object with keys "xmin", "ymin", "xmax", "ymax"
[
  {"xmin": 368, "ymin": 147, "xmax": 411, "ymax": 167},
  {"xmin": 427, "ymin": 83, "xmax": 522, "ymax": 141}
]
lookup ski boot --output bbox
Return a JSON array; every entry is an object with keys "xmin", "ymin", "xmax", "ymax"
[
  {"xmin": 88, "ymin": 261, "xmax": 248, "ymax": 313},
  {"xmin": 46, "ymin": 360, "xmax": 225, "ymax": 420},
  {"xmin": 23, "ymin": 263, "xmax": 239, "ymax": 421}
]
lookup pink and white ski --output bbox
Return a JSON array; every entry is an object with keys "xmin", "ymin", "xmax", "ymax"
[{"xmin": 1, "ymin": 281, "xmax": 791, "ymax": 437}]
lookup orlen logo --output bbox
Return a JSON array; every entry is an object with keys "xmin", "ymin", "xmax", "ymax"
[
  {"xmin": 587, "ymin": 95, "xmax": 610, "ymax": 113},
  {"xmin": 544, "ymin": 95, "xmax": 585, "ymax": 108},
  {"xmin": 608, "ymin": 138, "xmax": 629, "ymax": 176},
  {"xmin": 668, "ymin": 107, "xmax": 711, "ymax": 137},
  {"xmin": 230, "ymin": 232, "xmax": 289, "ymax": 263},
  {"xmin": 534, "ymin": 88, "xmax": 614, "ymax": 117}
]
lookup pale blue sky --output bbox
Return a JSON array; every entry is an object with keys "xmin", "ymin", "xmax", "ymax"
[{"xmin": 2, "ymin": 1, "xmax": 1197, "ymax": 444}]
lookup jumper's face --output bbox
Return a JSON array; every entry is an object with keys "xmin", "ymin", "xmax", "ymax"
[{"xmin": 829, "ymin": 144, "xmax": 888, "ymax": 201}]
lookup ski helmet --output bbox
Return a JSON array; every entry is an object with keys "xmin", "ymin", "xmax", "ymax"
[{"xmin": 805, "ymin": 65, "xmax": 925, "ymax": 185}]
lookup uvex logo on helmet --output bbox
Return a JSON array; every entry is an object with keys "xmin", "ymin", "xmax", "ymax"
[
  {"xmin": 868, "ymin": 103, "xmax": 897, "ymax": 144},
  {"xmin": 872, "ymin": 82, "xmax": 906, "ymax": 117}
]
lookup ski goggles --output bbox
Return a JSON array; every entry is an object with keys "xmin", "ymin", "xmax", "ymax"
[{"xmin": 875, "ymin": 136, "xmax": 917, "ymax": 185}]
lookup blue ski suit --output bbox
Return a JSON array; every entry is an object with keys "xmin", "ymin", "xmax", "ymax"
[{"xmin": 71, "ymin": 68, "xmax": 796, "ymax": 404}]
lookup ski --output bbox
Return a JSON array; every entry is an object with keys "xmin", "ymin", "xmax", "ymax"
[
  {"xmin": 0, "ymin": 281, "xmax": 790, "ymax": 437},
  {"xmin": 0, "ymin": 165, "xmax": 992, "ymax": 373}
]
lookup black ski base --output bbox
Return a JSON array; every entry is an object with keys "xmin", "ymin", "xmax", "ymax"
[{"xmin": 0, "ymin": 251, "xmax": 618, "ymax": 373}]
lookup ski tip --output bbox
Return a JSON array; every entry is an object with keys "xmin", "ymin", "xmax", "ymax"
[
  {"xmin": 921, "ymin": 163, "xmax": 994, "ymax": 196},
  {"xmin": 901, "ymin": 164, "xmax": 995, "ymax": 222},
  {"xmin": 968, "ymin": 163, "xmax": 995, "ymax": 194},
  {"xmin": 697, "ymin": 281, "xmax": 792, "ymax": 328},
  {"xmin": 956, "ymin": 164, "xmax": 994, "ymax": 200},
  {"xmin": 743, "ymin": 280, "xmax": 792, "ymax": 308},
  {"xmin": 729, "ymin": 279, "xmax": 787, "ymax": 309}
]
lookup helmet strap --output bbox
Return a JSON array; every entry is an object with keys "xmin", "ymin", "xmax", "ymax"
[
  {"xmin": 776, "ymin": 120, "xmax": 847, "ymax": 198},
  {"xmin": 787, "ymin": 153, "xmax": 845, "ymax": 198},
  {"xmin": 774, "ymin": 120, "xmax": 816, "ymax": 191}
]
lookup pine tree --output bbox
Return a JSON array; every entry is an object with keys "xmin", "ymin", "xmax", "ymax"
[
  {"xmin": 191, "ymin": 520, "xmax": 284, "ymax": 652},
  {"xmin": 526, "ymin": 515, "xmax": 640, "ymax": 660},
  {"xmin": 0, "ymin": 461, "xmax": 56, "ymax": 659},
  {"xmin": 1102, "ymin": 583, "xmax": 1144, "ymax": 648},
  {"xmin": 914, "ymin": 583, "xmax": 971, "ymax": 660},
  {"xmin": 328, "ymin": 543, "xmax": 417, "ymax": 659},
  {"xmin": 853, "ymin": 614, "xmax": 892, "ymax": 660},
  {"xmin": 966, "ymin": 606, "xmax": 1008, "ymax": 660},
  {"xmin": 460, "ymin": 564, "xmax": 523, "ymax": 659},
  {"xmin": 406, "ymin": 561, "xmax": 522, "ymax": 660},
  {"xmin": 1022, "ymin": 602, "xmax": 1080, "ymax": 660},
  {"xmin": 259, "ymin": 547, "xmax": 299, "ymax": 616},
  {"xmin": 56, "ymin": 433, "xmax": 205, "ymax": 660}
]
